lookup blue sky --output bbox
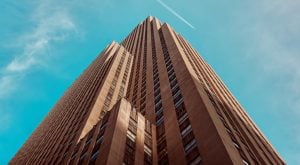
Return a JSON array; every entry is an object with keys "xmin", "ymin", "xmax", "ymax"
[{"xmin": 0, "ymin": 0, "xmax": 299, "ymax": 164}]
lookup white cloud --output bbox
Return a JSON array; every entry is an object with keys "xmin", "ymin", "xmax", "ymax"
[
  {"xmin": 250, "ymin": 0, "xmax": 300, "ymax": 113},
  {"xmin": 0, "ymin": 75, "xmax": 19, "ymax": 98},
  {"xmin": 0, "ymin": 2, "xmax": 77, "ymax": 98},
  {"xmin": 236, "ymin": 1, "xmax": 300, "ymax": 163}
]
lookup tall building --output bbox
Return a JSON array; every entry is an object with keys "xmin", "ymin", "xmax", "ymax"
[{"xmin": 11, "ymin": 17, "xmax": 284, "ymax": 165}]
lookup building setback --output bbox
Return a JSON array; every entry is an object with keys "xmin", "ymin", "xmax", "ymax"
[{"xmin": 11, "ymin": 16, "xmax": 285, "ymax": 165}]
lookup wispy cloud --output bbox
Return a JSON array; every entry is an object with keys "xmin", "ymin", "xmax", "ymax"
[
  {"xmin": 235, "ymin": 0, "xmax": 300, "ymax": 163},
  {"xmin": 156, "ymin": 0, "xmax": 196, "ymax": 29},
  {"xmin": 0, "ymin": 2, "xmax": 77, "ymax": 98},
  {"xmin": 246, "ymin": 0, "xmax": 300, "ymax": 113}
]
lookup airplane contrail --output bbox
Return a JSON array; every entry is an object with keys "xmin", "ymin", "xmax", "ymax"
[{"xmin": 156, "ymin": 0, "xmax": 196, "ymax": 29}]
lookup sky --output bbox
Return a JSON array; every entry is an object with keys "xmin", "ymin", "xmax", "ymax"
[{"xmin": 0, "ymin": 0, "xmax": 299, "ymax": 164}]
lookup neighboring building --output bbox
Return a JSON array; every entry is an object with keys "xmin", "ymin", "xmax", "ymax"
[
  {"xmin": 11, "ymin": 17, "xmax": 285, "ymax": 165},
  {"xmin": 66, "ymin": 99, "xmax": 155, "ymax": 165}
]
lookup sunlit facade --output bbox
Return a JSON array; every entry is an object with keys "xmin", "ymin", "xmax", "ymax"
[{"xmin": 11, "ymin": 17, "xmax": 284, "ymax": 165}]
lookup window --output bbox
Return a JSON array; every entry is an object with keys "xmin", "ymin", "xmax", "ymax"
[
  {"xmin": 144, "ymin": 152, "xmax": 152, "ymax": 165},
  {"xmin": 233, "ymin": 142, "xmax": 240, "ymax": 149},
  {"xmin": 156, "ymin": 110, "xmax": 164, "ymax": 121},
  {"xmin": 140, "ymin": 97, "xmax": 146, "ymax": 104},
  {"xmin": 186, "ymin": 147, "xmax": 201, "ymax": 164},
  {"xmin": 101, "ymin": 112, "xmax": 110, "ymax": 125},
  {"xmin": 127, "ymin": 130, "xmax": 136, "ymax": 141},
  {"xmin": 158, "ymin": 154, "xmax": 169, "ymax": 165},
  {"xmin": 142, "ymin": 80, "xmax": 146, "ymax": 87},
  {"xmin": 141, "ymin": 90, "xmax": 146, "ymax": 97},
  {"xmin": 156, "ymin": 113, "xmax": 164, "ymax": 125},
  {"xmin": 81, "ymin": 145, "xmax": 89, "ymax": 157},
  {"xmin": 155, "ymin": 105, "xmax": 163, "ymax": 115},
  {"xmin": 166, "ymin": 64, "xmax": 173, "ymax": 72},
  {"xmin": 169, "ymin": 73, "xmax": 176, "ymax": 82},
  {"xmin": 154, "ymin": 77, "xmax": 160, "ymax": 85},
  {"xmin": 167, "ymin": 68, "xmax": 174, "ymax": 76},
  {"xmin": 71, "ymin": 152, "xmax": 77, "ymax": 160},
  {"xmin": 89, "ymin": 150, "xmax": 99, "ymax": 164},
  {"xmin": 176, "ymin": 103, "xmax": 187, "ymax": 119},
  {"xmin": 144, "ymin": 133, "xmax": 152, "ymax": 147},
  {"xmin": 110, "ymin": 85, "xmax": 115, "ymax": 91},
  {"xmin": 180, "ymin": 118, "xmax": 190, "ymax": 132},
  {"xmin": 157, "ymin": 139, "xmax": 167, "ymax": 151},
  {"xmin": 154, "ymin": 94, "xmax": 161, "ymax": 103},
  {"xmin": 106, "ymin": 91, "xmax": 113, "ymax": 100},
  {"xmin": 104, "ymin": 99, "xmax": 110, "ymax": 107},
  {"xmin": 124, "ymin": 137, "xmax": 136, "ymax": 165},
  {"xmin": 126, "ymin": 137, "xmax": 136, "ymax": 149},
  {"xmin": 78, "ymin": 154, "xmax": 86, "ymax": 164},
  {"xmin": 174, "ymin": 95, "xmax": 184, "ymax": 108},
  {"xmin": 145, "ymin": 121, "xmax": 152, "ymax": 134},
  {"xmin": 153, "ymin": 72, "xmax": 159, "ymax": 79},
  {"xmin": 189, "ymin": 156, "xmax": 201, "ymax": 165},
  {"xmin": 164, "ymin": 56, "xmax": 170, "ymax": 63},
  {"xmin": 155, "ymin": 101, "xmax": 163, "ymax": 111},
  {"xmin": 170, "ymin": 78, "xmax": 178, "ymax": 88},
  {"xmin": 130, "ymin": 110, "xmax": 138, "ymax": 121},
  {"xmin": 92, "ymin": 139, "xmax": 102, "ymax": 155},
  {"xmin": 128, "ymin": 120, "xmax": 137, "ymax": 135},
  {"xmin": 242, "ymin": 159, "xmax": 249, "ymax": 165},
  {"xmin": 85, "ymin": 138, "xmax": 92, "ymax": 146},
  {"xmin": 182, "ymin": 131, "xmax": 195, "ymax": 146},
  {"xmin": 166, "ymin": 60, "xmax": 172, "ymax": 67},
  {"xmin": 95, "ymin": 135, "xmax": 103, "ymax": 144},
  {"xmin": 144, "ymin": 145, "xmax": 152, "ymax": 155},
  {"xmin": 156, "ymin": 116, "xmax": 164, "ymax": 126},
  {"xmin": 140, "ymin": 103, "xmax": 146, "ymax": 111},
  {"xmin": 123, "ymin": 148, "xmax": 135, "ymax": 164},
  {"xmin": 154, "ymin": 83, "xmax": 160, "ymax": 91},
  {"xmin": 112, "ymin": 80, "xmax": 117, "ymax": 86},
  {"xmin": 98, "ymin": 127, "xmax": 106, "ymax": 138},
  {"xmin": 154, "ymin": 89, "xmax": 160, "ymax": 97},
  {"xmin": 181, "ymin": 125, "xmax": 192, "ymax": 136},
  {"xmin": 172, "ymin": 85, "xmax": 180, "ymax": 96},
  {"xmin": 184, "ymin": 139, "xmax": 197, "ymax": 153},
  {"xmin": 156, "ymin": 123, "xmax": 165, "ymax": 139}
]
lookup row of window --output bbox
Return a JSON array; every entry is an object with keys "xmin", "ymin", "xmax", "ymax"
[
  {"xmin": 46, "ymin": 47, "xmax": 113, "ymax": 163},
  {"xmin": 51, "ymin": 97, "xmax": 92, "ymax": 164},
  {"xmin": 101, "ymin": 50, "xmax": 127, "ymax": 118},
  {"xmin": 118, "ymin": 53, "xmax": 132, "ymax": 100},
  {"xmin": 177, "ymin": 35, "xmax": 215, "ymax": 91},
  {"xmin": 127, "ymin": 27, "xmax": 138, "ymax": 52},
  {"xmin": 140, "ymin": 24, "xmax": 148, "ymax": 115},
  {"xmin": 127, "ymin": 25, "xmax": 142, "ymax": 99},
  {"xmin": 45, "ymin": 55, "xmax": 117, "ymax": 164},
  {"xmin": 68, "ymin": 111, "xmax": 110, "ymax": 165},
  {"xmin": 175, "ymin": 35, "xmax": 205, "ymax": 87},
  {"xmin": 126, "ymin": 28, "xmax": 139, "ymax": 98},
  {"xmin": 144, "ymin": 120, "xmax": 153, "ymax": 165},
  {"xmin": 123, "ymin": 26, "xmax": 139, "ymax": 53},
  {"xmin": 205, "ymin": 88, "xmax": 255, "ymax": 165},
  {"xmin": 149, "ymin": 23, "xmax": 169, "ymax": 165},
  {"xmin": 131, "ymin": 23, "xmax": 145, "ymax": 107},
  {"xmin": 123, "ymin": 110, "xmax": 138, "ymax": 165},
  {"xmin": 159, "ymin": 30, "xmax": 201, "ymax": 165},
  {"xmin": 52, "ymin": 110, "xmax": 86, "ymax": 163}
]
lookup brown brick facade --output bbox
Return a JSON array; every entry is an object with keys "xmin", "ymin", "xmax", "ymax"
[{"xmin": 11, "ymin": 17, "xmax": 285, "ymax": 165}]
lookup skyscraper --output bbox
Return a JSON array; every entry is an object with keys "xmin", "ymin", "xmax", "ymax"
[{"xmin": 11, "ymin": 16, "xmax": 285, "ymax": 165}]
